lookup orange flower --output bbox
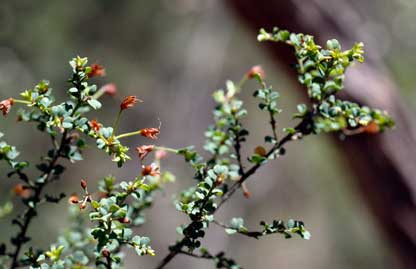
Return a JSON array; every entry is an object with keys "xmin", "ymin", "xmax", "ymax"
[
  {"xmin": 246, "ymin": 65, "xmax": 265, "ymax": 80},
  {"xmin": 88, "ymin": 64, "xmax": 106, "ymax": 77},
  {"xmin": 13, "ymin": 184, "xmax": 31, "ymax": 198},
  {"xmin": 139, "ymin": 128, "xmax": 160, "ymax": 140},
  {"xmin": 101, "ymin": 83, "xmax": 117, "ymax": 96},
  {"xmin": 141, "ymin": 163, "xmax": 160, "ymax": 177},
  {"xmin": 136, "ymin": 145, "xmax": 154, "ymax": 160},
  {"xmin": 0, "ymin": 98, "xmax": 14, "ymax": 116},
  {"xmin": 68, "ymin": 193, "xmax": 80, "ymax": 204},
  {"xmin": 363, "ymin": 121, "xmax": 380, "ymax": 134},
  {"xmin": 120, "ymin": 96, "xmax": 142, "ymax": 110},
  {"xmin": 89, "ymin": 119, "xmax": 102, "ymax": 132}
]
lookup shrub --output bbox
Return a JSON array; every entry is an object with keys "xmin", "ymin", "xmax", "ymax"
[{"xmin": 0, "ymin": 27, "xmax": 393, "ymax": 269}]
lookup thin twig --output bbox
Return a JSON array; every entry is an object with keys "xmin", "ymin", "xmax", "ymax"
[{"xmin": 217, "ymin": 129, "xmax": 295, "ymax": 210}]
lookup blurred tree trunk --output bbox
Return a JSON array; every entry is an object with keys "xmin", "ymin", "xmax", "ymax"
[{"xmin": 227, "ymin": 0, "xmax": 416, "ymax": 268}]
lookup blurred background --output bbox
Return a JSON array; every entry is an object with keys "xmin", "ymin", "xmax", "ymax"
[{"xmin": 1, "ymin": 0, "xmax": 416, "ymax": 268}]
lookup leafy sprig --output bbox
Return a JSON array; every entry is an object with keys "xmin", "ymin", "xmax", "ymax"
[
  {"xmin": 0, "ymin": 56, "xmax": 160, "ymax": 269},
  {"xmin": 154, "ymin": 28, "xmax": 394, "ymax": 269}
]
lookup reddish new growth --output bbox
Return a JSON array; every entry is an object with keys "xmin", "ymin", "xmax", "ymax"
[
  {"xmin": 89, "ymin": 119, "xmax": 102, "ymax": 132},
  {"xmin": 246, "ymin": 65, "xmax": 265, "ymax": 80},
  {"xmin": 141, "ymin": 164, "xmax": 160, "ymax": 177},
  {"xmin": 81, "ymin": 179, "xmax": 88, "ymax": 190},
  {"xmin": 68, "ymin": 180, "xmax": 91, "ymax": 209},
  {"xmin": 136, "ymin": 145, "xmax": 154, "ymax": 160},
  {"xmin": 254, "ymin": 146, "xmax": 267, "ymax": 157},
  {"xmin": 13, "ymin": 184, "xmax": 31, "ymax": 198},
  {"xmin": 0, "ymin": 98, "xmax": 14, "ymax": 116},
  {"xmin": 88, "ymin": 64, "xmax": 106, "ymax": 77},
  {"xmin": 363, "ymin": 121, "xmax": 380, "ymax": 134},
  {"xmin": 101, "ymin": 83, "xmax": 117, "ymax": 96},
  {"xmin": 102, "ymin": 249, "xmax": 111, "ymax": 258},
  {"xmin": 118, "ymin": 217, "xmax": 131, "ymax": 224},
  {"xmin": 343, "ymin": 121, "xmax": 381, "ymax": 136},
  {"xmin": 120, "ymin": 96, "xmax": 142, "ymax": 111},
  {"xmin": 139, "ymin": 128, "xmax": 160, "ymax": 139}
]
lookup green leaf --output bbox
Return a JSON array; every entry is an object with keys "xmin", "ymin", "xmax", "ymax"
[{"xmin": 87, "ymin": 99, "xmax": 102, "ymax": 110}]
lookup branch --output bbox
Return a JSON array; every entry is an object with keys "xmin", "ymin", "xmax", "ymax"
[
  {"xmin": 217, "ymin": 121, "xmax": 301, "ymax": 210},
  {"xmin": 10, "ymin": 102, "xmax": 82, "ymax": 269},
  {"xmin": 156, "ymin": 118, "xmax": 307, "ymax": 268}
]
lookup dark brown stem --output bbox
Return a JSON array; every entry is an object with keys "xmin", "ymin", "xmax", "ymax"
[
  {"xmin": 233, "ymin": 120, "xmax": 245, "ymax": 175},
  {"xmin": 155, "ymin": 240, "xmax": 185, "ymax": 269},
  {"xmin": 177, "ymin": 250, "xmax": 213, "ymax": 259},
  {"xmin": 104, "ymin": 255, "xmax": 112, "ymax": 269},
  {"xmin": 10, "ymin": 100, "xmax": 82, "ymax": 269},
  {"xmin": 217, "ymin": 129, "xmax": 295, "ymax": 210},
  {"xmin": 10, "ymin": 131, "xmax": 68, "ymax": 269},
  {"xmin": 269, "ymin": 111, "xmax": 278, "ymax": 142}
]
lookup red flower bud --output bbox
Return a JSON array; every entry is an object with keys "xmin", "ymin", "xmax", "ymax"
[
  {"xmin": 139, "ymin": 128, "xmax": 160, "ymax": 140},
  {"xmin": 0, "ymin": 98, "xmax": 14, "ymax": 116},
  {"xmin": 246, "ymin": 65, "xmax": 265, "ymax": 80},
  {"xmin": 136, "ymin": 145, "xmax": 154, "ymax": 160},
  {"xmin": 141, "ymin": 164, "xmax": 160, "ymax": 177},
  {"xmin": 118, "ymin": 217, "xmax": 130, "ymax": 224},
  {"xmin": 102, "ymin": 249, "xmax": 111, "ymax": 257},
  {"xmin": 120, "ymin": 96, "xmax": 142, "ymax": 110},
  {"xmin": 101, "ymin": 83, "xmax": 117, "ymax": 96},
  {"xmin": 87, "ymin": 64, "xmax": 106, "ymax": 77},
  {"xmin": 81, "ymin": 179, "xmax": 88, "ymax": 190},
  {"xmin": 79, "ymin": 200, "xmax": 87, "ymax": 210}
]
